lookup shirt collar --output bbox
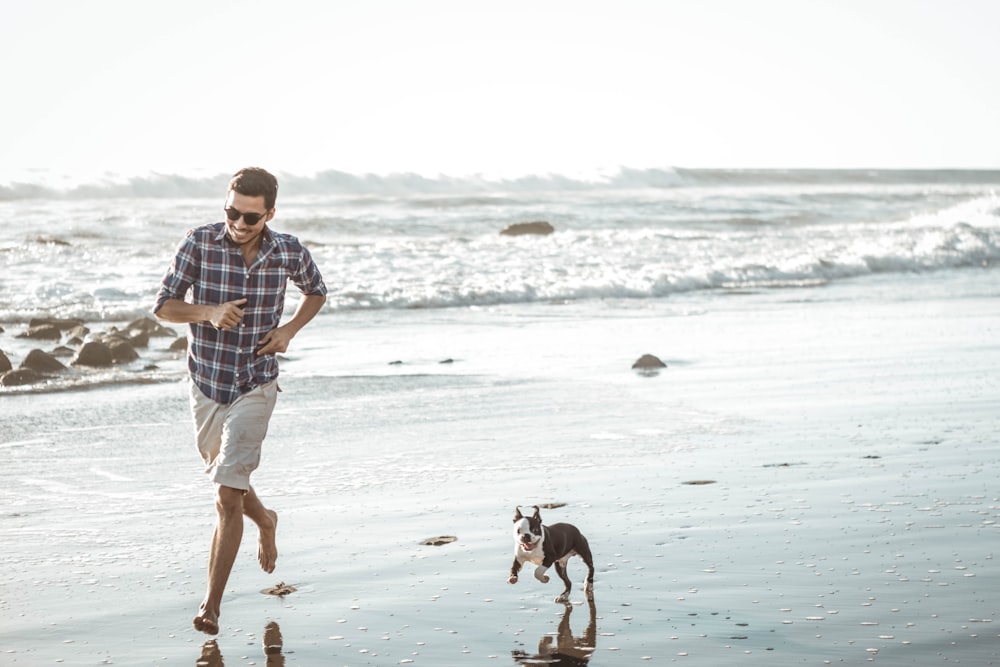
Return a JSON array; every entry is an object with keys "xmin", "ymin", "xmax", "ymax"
[{"xmin": 215, "ymin": 222, "xmax": 274, "ymax": 249}]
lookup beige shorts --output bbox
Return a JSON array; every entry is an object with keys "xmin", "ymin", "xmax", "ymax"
[{"xmin": 189, "ymin": 380, "xmax": 279, "ymax": 491}]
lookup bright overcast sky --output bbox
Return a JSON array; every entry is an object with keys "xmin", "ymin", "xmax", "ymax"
[{"xmin": 2, "ymin": 0, "xmax": 998, "ymax": 177}]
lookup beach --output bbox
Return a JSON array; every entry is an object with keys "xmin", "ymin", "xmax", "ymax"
[{"xmin": 2, "ymin": 263, "xmax": 998, "ymax": 665}]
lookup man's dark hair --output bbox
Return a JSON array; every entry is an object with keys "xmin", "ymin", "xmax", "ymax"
[{"xmin": 229, "ymin": 167, "xmax": 279, "ymax": 210}]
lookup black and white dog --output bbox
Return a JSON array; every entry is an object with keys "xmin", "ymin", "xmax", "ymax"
[{"xmin": 507, "ymin": 505, "xmax": 595, "ymax": 603}]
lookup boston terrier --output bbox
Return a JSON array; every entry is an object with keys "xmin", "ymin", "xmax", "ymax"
[{"xmin": 507, "ymin": 505, "xmax": 595, "ymax": 603}]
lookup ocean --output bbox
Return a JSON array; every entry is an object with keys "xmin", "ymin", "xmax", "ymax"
[{"xmin": 1, "ymin": 167, "xmax": 997, "ymax": 394}]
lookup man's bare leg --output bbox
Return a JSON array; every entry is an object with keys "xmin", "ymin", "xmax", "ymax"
[
  {"xmin": 194, "ymin": 485, "xmax": 245, "ymax": 635},
  {"xmin": 243, "ymin": 486, "xmax": 278, "ymax": 573}
]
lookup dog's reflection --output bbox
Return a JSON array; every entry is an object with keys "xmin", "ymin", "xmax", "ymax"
[
  {"xmin": 196, "ymin": 621, "xmax": 284, "ymax": 666},
  {"xmin": 512, "ymin": 599, "xmax": 597, "ymax": 666}
]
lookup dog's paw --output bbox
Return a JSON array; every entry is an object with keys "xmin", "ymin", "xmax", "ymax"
[
  {"xmin": 554, "ymin": 593, "xmax": 570, "ymax": 604},
  {"xmin": 507, "ymin": 575, "xmax": 518, "ymax": 584}
]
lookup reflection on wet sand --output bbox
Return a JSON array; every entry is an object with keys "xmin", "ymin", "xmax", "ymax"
[
  {"xmin": 195, "ymin": 639, "xmax": 223, "ymax": 667},
  {"xmin": 263, "ymin": 621, "xmax": 284, "ymax": 665},
  {"xmin": 513, "ymin": 599, "xmax": 597, "ymax": 666},
  {"xmin": 195, "ymin": 621, "xmax": 284, "ymax": 666}
]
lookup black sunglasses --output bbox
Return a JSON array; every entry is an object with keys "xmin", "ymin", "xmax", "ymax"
[{"xmin": 224, "ymin": 206, "xmax": 269, "ymax": 226}]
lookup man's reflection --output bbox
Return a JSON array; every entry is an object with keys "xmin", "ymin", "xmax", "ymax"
[
  {"xmin": 195, "ymin": 621, "xmax": 284, "ymax": 667},
  {"xmin": 196, "ymin": 639, "xmax": 223, "ymax": 667},
  {"xmin": 263, "ymin": 621, "xmax": 285, "ymax": 666},
  {"xmin": 512, "ymin": 599, "xmax": 597, "ymax": 666}
]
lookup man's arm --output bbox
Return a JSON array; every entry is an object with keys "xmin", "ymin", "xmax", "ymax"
[
  {"xmin": 255, "ymin": 293, "xmax": 327, "ymax": 356},
  {"xmin": 155, "ymin": 297, "xmax": 249, "ymax": 330}
]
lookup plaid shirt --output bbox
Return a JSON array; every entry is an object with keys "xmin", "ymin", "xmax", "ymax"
[{"xmin": 154, "ymin": 222, "xmax": 327, "ymax": 404}]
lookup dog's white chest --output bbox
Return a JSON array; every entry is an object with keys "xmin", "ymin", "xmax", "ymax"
[{"xmin": 518, "ymin": 545, "xmax": 545, "ymax": 565}]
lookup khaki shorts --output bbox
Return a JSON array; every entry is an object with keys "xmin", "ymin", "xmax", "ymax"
[{"xmin": 189, "ymin": 380, "xmax": 279, "ymax": 491}]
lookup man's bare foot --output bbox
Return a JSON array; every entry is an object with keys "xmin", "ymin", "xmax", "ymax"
[
  {"xmin": 193, "ymin": 603, "xmax": 220, "ymax": 635},
  {"xmin": 258, "ymin": 510, "xmax": 278, "ymax": 573}
]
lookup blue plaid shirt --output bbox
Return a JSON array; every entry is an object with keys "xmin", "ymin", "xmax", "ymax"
[{"xmin": 154, "ymin": 222, "xmax": 327, "ymax": 404}]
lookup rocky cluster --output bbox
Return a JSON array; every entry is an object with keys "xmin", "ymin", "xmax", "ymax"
[{"xmin": 0, "ymin": 316, "xmax": 185, "ymax": 387}]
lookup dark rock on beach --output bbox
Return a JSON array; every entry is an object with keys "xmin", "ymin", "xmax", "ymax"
[
  {"xmin": 500, "ymin": 221, "xmax": 555, "ymax": 236},
  {"xmin": 66, "ymin": 324, "xmax": 91, "ymax": 342},
  {"xmin": 128, "ymin": 329, "xmax": 150, "ymax": 348},
  {"xmin": 1, "ymin": 368, "xmax": 43, "ymax": 387},
  {"xmin": 169, "ymin": 337, "xmax": 188, "ymax": 352},
  {"xmin": 0, "ymin": 349, "xmax": 11, "ymax": 374},
  {"xmin": 632, "ymin": 354, "xmax": 667, "ymax": 369},
  {"xmin": 73, "ymin": 341, "xmax": 115, "ymax": 367},
  {"xmin": 29, "ymin": 317, "xmax": 84, "ymax": 330},
  {"xmin": 128, "ymin": 316, "xmax": 177, "ymax": 338},
  {"xmin": 23, "ymin": 349, "xmax": 66, "ymax": 373},
  {"xmin": 18, "ymin": 324, "xmax": 62, "ymax": 341},
  {"xmin": 107, "ymin": 338, "xmax": 140, "ymax": 363}
]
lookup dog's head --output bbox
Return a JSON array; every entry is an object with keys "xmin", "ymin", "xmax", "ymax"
[{"xmin": 513, "ymin": 505, "xmax": 544, "ymax": 552}]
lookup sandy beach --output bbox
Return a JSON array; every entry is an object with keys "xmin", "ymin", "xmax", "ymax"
[{"xmin": 1, "ymin": 267, "xmax": 997, "ymax": 665}]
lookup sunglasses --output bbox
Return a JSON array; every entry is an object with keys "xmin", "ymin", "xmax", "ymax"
[{"xmin": 224, "ymin": 206, "xmax": 269, "ymax": 226}]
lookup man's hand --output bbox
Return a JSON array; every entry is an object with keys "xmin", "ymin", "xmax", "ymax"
[
  {"xmin": 256, "ymin": 326, "xmax": 294, "ymax": 356},
  {"xmin": 210, "ymin": 298, "xmax": 248, "ymax": 330}
]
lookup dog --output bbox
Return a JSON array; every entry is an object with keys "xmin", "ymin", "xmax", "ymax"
[{"xmin": 507, "ymin": 505, "xmax": 595, "ymax": 603}]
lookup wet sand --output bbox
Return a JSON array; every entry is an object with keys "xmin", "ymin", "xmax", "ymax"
[{"xmin": 1, "ymin": 271, "xmax": 998, "ymax": 665}]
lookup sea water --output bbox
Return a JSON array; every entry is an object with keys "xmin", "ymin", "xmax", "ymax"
[{"xmin": 0, "ymin": 167, "xmax": 997, "ymax": 394}]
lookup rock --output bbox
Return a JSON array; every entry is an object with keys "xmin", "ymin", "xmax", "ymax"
[
  {"xmin": 631, "ymin": 354, "xmax": 667, "ymax": 370},
  {"xmin": 128, "ymin": 328, "xmax": 150, "ymax": 348},
  {"xmin": 129, "ymin": 316, "xmax": 176, "ymax": 337},
  {"xmin": 107, "ymin": 339, "xmax": 139, "ymax": 363},
  {"xmin": 28, "ymin": 317, "xmax": 84, "ymax": 330},
  {"xmin": 18, "ymin": 324, "xmax": 62, "ymax": 341},
  {"xmin": 500, "ymin": 221, "xmax": 555, "ymax": 236},
  {"xmin": 73, "ymin": 341, "xmax": 114, "ymax": 367},
  {"xmin": 1, "ymin": 368, "xmax": 42, "ymax": 387},
  {"xmin": 50, "ymin": 346, "xmax": 77, "ymax": 358},
  {"xmin": 66, "ymin": 324, "xmax": 91, "ymax": 340},
  {"xmin": 22, "ymin": 349, "xmax": 66, "ymax": 372},
  {"xmin": 0, "ymin": 349, "xmax": 11, "ymax": 374},
  {"xmin": 169, "ymin": 337, "xmax": 188, "ymax": 352}
]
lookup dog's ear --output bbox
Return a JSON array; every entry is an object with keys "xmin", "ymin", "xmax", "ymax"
[
  {"xmin": 532, "ymin": 505, "xmax": 541, "ymax": 520},
  {"xmin": 513, "ymin": 507, "xmax": 523, "ymax": 521}
]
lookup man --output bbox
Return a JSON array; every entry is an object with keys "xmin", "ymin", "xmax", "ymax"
[{"xmin": 154, "ymin": 167, "xmax": 327, "ymax": 635}]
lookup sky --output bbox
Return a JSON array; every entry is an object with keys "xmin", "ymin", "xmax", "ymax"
[{"xmin": 2, "ymin": 0, "xmax": 998, "ymax": 179}]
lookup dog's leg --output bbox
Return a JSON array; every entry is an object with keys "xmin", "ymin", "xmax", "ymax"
[
  {"xmin": 508, "ymin": 558, "xmax": 523, "ymax": 584},
  {"xmin": 553, "ymin": 560, "xmax": 573, "ymax": 603},
  {"xmin": 577, "ymin": 540, "xmax": 596, "ymax": 600},
  {"xmin": 533, "ymin": 564, "xmax": 551, "ymax": 584}
]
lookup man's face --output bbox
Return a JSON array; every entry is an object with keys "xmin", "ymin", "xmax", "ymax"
[{"xmin": 224, "ymin": 190, "xmax": 272, "ymax": 248}]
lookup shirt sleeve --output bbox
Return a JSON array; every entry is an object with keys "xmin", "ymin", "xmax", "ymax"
[
  {"xmin": 291, "ymin": 244, "xmax": 328, "ymax": 297},
  {"xmin": 153, "ymin": 230, "xmax": 201, "ymax": 314}
]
